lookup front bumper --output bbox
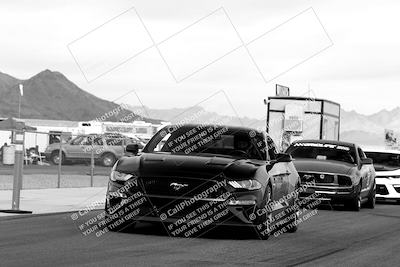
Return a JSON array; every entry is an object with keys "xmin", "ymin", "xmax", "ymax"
[
  {"xmin": 376, "ymin": 182, "xmax": 400, "ymax": 201},
  {"xmin": 105, "ymin": 180, "xmax": 264, "ymax": 228},
  {"xmin": 299, "ymin": 184, "xmax": 358, "ymax": 203}
]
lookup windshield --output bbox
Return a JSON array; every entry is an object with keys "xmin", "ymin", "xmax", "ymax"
[
  {"xmin": 286, "ymin": 142, "xmax": 356, "ymax": 164},
  {"xmin": 365, "ymin": 152, "xmax": 400, "ymax": 171},
  {"xmin": 144, "ymin": 125, "xmax": 267, "ymax": 160}
]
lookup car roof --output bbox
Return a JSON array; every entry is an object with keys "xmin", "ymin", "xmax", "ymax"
[
  {"xmin": 82, "ymin": 133, "xmax": 129, "ymax": 138},
  {"xmin": 292, "ymin": 139, "xmax": 356, "ymax": 147}
]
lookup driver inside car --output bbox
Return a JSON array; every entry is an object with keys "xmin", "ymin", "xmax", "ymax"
[{"xmin": 235, "ymin": 137, "xmax": 255, "ymax": 158}]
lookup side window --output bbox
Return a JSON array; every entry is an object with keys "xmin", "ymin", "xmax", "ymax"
[
  {"xmin": 106, "ymin": 138, "xmax": 123, "ymax": 146},
  {"xmin": 158, "ymin": 133, "xmax": 172, "ymax": 152},
  {"xmin": 70, "ymin": 136, "xmax": 83, "ymax": 145},
  {"xmin": 266, "ymin": 136, "xmax": 278, "ymax": 160},
  {"xmin": 358, "ymin": 147, "xmax": 366, "ymax": 159},
  {"xmin": 125, "ymin": 138, "xmax": 134, "ymax": 145},
  {"xmin": 93, "ymin": 137, "xmax": 103, "ymax": 146},
  {"xmin": 80, "ymin": 136, "xmax": 91, "ymax": 146}
]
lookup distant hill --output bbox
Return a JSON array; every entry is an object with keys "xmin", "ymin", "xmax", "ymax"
[
  {"xmin": 339, "ymin": 109, "xmax": 387, "ymax": 146},
  {"xmin": 127, "ymin": 105, "xmax": 395, "ymax": 146},
  {"xmin": 124, "ymin": 104, "xmax": 264, "ymax": 130},
  {"xmin": 340, "ymin": 130, "xmax": 383, "ymax": 146},
  {"xmin": 0, "ymin": 69, "xmax": 395, "ymax": 146},
  {"xmin": 0, "ymin": 70, "xmax": 161, "ymax": 124}
]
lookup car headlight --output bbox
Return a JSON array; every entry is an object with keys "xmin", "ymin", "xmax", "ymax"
[
  {"xmin": 110, "ymin": 164, "xmax": 134, "ymax": 182},
  {"xmin": 228, "ymin": 180, "xmax": 262, "ymax": 190},
  {"xmin": 110, "ymin": 170, "xmax": 134, "ymax": 182}
]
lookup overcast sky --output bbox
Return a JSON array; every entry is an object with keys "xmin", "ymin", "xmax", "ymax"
[{"xmin": 1, "ymin": 0, "xmax": 399, "ymax": 119}]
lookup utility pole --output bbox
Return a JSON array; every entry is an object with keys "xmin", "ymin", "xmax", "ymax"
[{"xmin": 18, "ymin": 84, "xmax": 23, "ymax": 118}]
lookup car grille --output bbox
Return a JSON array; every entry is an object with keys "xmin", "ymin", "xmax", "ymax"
[
  {"xmin": 147, "ymin": 197, "xmax": 216, "ymax": 219},
  {"xmin": 376, "ymin": 184, "xmax": 389, "ymax": 195},
  {"xmin": 300, "ymin": 173, "xmax": 334, "ymax": 183},
  {"xmin": 299, "ymin": 172, "xmax": 352, "ymax": 186},
  {"xmin": 136, "ymin": 176, "xmax": 229, "ymax": 220},
  {"xmin": 138, "ymin": 177, "xmax": 226, "ymax": 199},
  {"xmin": 337, "ymin": 176, "xmax": 352, "ymax": 186}
]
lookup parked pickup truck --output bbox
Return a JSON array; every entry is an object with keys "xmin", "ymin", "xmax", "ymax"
[{"xmin": 44, "ymin": 133, "xmax": 144, "ymax": 167}]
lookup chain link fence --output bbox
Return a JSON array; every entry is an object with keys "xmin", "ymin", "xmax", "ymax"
[{"xmin": 0, "ymin": 129, "xmax": 142, "ymax": 190}]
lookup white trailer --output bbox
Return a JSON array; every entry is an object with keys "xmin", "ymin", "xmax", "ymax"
[{"xmin": 266, "ymin": 96, "xmax": 341, "ymax": 151}]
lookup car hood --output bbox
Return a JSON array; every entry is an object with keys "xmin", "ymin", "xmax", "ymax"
[
  {"xmin": 375, "ymin": 169, "xmax": 400, "ymax": 176},
  {"xmin": 376, "ymin": 175, "xmax": 400, "ymax": 185},
  {"xmin": 116, "ymin": 153, "xmax": 262, "ymax": 180},
  {"xmin": 292, "ymin": 158, "xmax": 357, "ymax": 176},
  {"xmin": 375, "ymin": 169, "xmax": 400, "ymax": 183}
]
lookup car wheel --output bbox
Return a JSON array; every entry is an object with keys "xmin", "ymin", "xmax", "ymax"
[
  {"xmin": 286, "ymin": 211, "xmax": 299, "ymax": 233},
  {"xmin": 101, "ymin": 153, "xmax": 116, "ymax": 167},
  {"xmin": 105, "ymin": 214, "xmax": 136, "ymax": 232},
  {"xmin": 287, "ymin": 184, "xmax": 300, "ymax": 233},
  {"xmin": 255, "ymin": 184, "xmax": 273, "ymax": 240},
  {"xmin": 28, "ymin": 147, "xmax": 37, "ymax": 155},
  {"xmin": 365, "ymin": 185, "xmax": 376, "ymax": 209},
  {"xmin": 286, "ymin": 198, "xmax": 299, "ymax": 233},
  {"xmin": 104, "ymin": 203, "xmax": 136, "ymax": 232},
  {"xmin": 50, "ymin": 150, "xmax": 65, "ymax": 165},
  {"xmin": 348, "ymin": 193, "xmax": 362, "ymax": 211}
]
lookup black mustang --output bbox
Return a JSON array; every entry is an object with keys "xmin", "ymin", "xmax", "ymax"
[
  {"xmin": 105, "ymin": 124, "xmax": 301, "ymax": 239},
  {"xmin": 286, "ymin": 140, "xmax": 376, "ymax": 211}
]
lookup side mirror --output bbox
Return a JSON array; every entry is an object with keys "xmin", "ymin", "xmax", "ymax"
[
  {"xmin": 361, "ymin": 158, "xmax": 373, "ymax": 165},
  {"xmin": 276, "ymin": 153, "xmax": 292, "ymax": 163},
  {"xmin": 126, "ymin": 144, "xmax": 139, "ymax": 155}
]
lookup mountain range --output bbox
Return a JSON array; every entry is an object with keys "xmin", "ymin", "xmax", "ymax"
[
  {"xmin": 0, "ymin": 70, "xmax": 161, "ymax": 124},
  {"xmin": 0, "ymin": 69, "xmax": 394, "ymax": 146},
  {"xmin": 128, "ymin": 106, "xmax": 392, "ymax": 147}
]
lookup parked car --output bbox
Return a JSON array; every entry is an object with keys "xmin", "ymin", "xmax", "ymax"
[
  {"xmin": 363, "ymin": 147, "xmax": 400, "ymax": 203},
  {"xmin": 44, "ymin": 133, "xmax": 144, "ymax": 167},
  {"xmin": 105, "ymin": 124, "xmax": 301, "ymax": 238},
  {"xmin": 286, "ymin": 140, "xmax": 376, "ymax": 211}
]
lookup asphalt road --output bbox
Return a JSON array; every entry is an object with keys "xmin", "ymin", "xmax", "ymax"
[{"xmin": 1, "ymin": 204, "xmax": 399, "ymax": 267}]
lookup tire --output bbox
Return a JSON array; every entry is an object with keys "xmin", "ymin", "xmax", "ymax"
[
  {"xmin": 287, "ymin": 184, "xmax": 300, "ymax": 233},
  {"xmin": 104, "ymin": 203, "xmax": 136, "ymax": 232},
  {"xmin": 347, "ymin": 192, "xmax": 362, "ymax": 211},
  {"xmin": 28, "ymin": 147, "xmax": 37, "ymax": 155},
  {"xmin": 365, "ymin": 184, "xmax": 376, "ymax": 209},
  {"xmin": 101, "ymin": 153, "xmax": 116, "ymax": 167},
  {"xmin": 105, "ymin": 214, "xmax": 136, "ymax": 232},
  {"xmin": 286, "ymin": 212, "xmax": 299, "ymax": 233},
  {"xmin": 255, "ymin": 184, "xmax": 273, "ymax": 240},
  {"xmin": 50, "ymin": 150, "xmax": 65, "ymax": 165},
  {"xmin": 287, "ymin": 201, "xmax": 299, "ymax": 233}
]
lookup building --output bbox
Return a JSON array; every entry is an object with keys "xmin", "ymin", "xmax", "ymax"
[{"xmin": 0, "ymin": 118, "xmax": 169, "ymax": 153}]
